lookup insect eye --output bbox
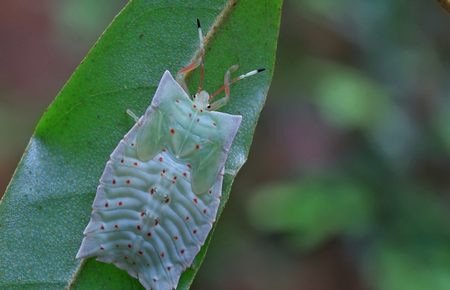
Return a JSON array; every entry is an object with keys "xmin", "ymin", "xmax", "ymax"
[
  {"xmin": 207, "ymin": 105, "xmax": 211, "ymax": 109},
  {"xmin": 192, "ymin": 95, "xmax": 196, "ymax": 99}
]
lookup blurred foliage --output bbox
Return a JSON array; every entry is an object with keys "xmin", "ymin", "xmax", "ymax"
[
  {"xmin": 53, "ymin": 0, "xmax": 128, "ymax": 53},
  {"xmin": 434, "ymin": 98, "xmax": 450, "ymax": 151},
  {"xmin": 248, "ymin": 176, "xmax": 374, "ymax": 251},
  {"xmin": 248, "ymin": 179, "xmax": 450, "ymax": 289},
  {"xmin": 371, "ymin": 188, "xmax": 450, "ymax": 290},
  {"xmin": 241, "ymin": 0, "xmax": 450, "ymax": 290},
  {"xmin": 314, "ymin": 64, "xmax": 389, "ymax": 129}
]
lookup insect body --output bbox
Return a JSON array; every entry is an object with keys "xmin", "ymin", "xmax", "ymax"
[{"xmin": 76, "ymin": 19, "xmax": 264, "ymax": 290}]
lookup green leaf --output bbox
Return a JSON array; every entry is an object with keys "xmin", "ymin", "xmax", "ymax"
[{"xmin": 0, "ymin": 1, "xmax": 282, "ymax": 289}]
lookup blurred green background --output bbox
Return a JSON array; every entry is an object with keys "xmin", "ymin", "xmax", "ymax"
[{"xmin": 1, "ymin": 1, "xmax": 450, "ymax": 290}]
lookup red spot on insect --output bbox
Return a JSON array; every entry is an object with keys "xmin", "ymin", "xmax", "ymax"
[
  {"xmin": 147, "ymin": 232, "xmax": 152, "ymax": 237},
  {"xmin": 187, "ymin": 163, "xmax": 192, "ymax": 169},
  {"xmin": 180, "ymin": 249, "xmax": 185, "ymax": 254},
  {"xmin": 193, "ymin": 229, "xmax": 197, "ymax": 234},
  {"xmin": 126, "ymin": 179, "xmax": 131, "ymax": 185},
  {"xmin": 195, "ymin": 144, "xmax": 200, "ymax": 150},
  {"xmin": 200, "ymin": 109, "xmax": 203, "ymax": 113},
  {"xmin": 120, "ymin": 159, "xmax": 124, "ymax": 164},
  {"xmin": 159, "ymin": 157, "xmax": 163, "ymax": 162},
  {"xmin": 183, "ymin": 172, "xmax": 187, "ymax": 177},
  {"xmin": 141, "ymin": 212, "xmax": 145, "ymax": 217},
  {"xmin": 185, "ymin": 216, "xmax": 190, "ymax": 221},
  {"xmin": 138, "ymin": 251, "xmax": 143, "ymax": 255},
  {"xmin": 112, "ymin": 179, "xmax": 116, "ymax": 185},
  {"xmin": 133, "ymin": 162, "xmax": 138, "ymax": 166},
  {"xmin": 203, "ymin": 209, "xmax": 207, "ymax": 214},
  {"xmin": 160, "ymin": 252, "xmax": 165, "ymax": 258},
  {"xmin": 171, "ymin": 176, "xmax": 177, "ymax": 184},
  {"xmin": 128, "ymin": 244, "xmax": 132, "ymax": 249},
  {"xmin": 193, "ymin": 104, "xmax": 197, "ymax": 109},
  {"xmin": 100, "ymin": 225, "xmax": 105, "ymax": 230},
  {"xmin": 137, "ymin": 225, "xmax": 141, "ymax": 231},
  {"xmin": 193, "ymin": 198, "xmax": 198, "ymax": 204},
  {"xmin": 173, "ymin": 236, "xmax": 178, "ymax": 240},
  {"xmin": 105, "ymin": 202, "xmax": 109, "ymax": 208},
  {"xmin": 170, "ymin": 128, "xmax": 175, "ymax": 135},
  {"xmin": 115, "ymin": 224, "xmax": 119, "ymax": 229},
  {"xmin": 118, "ymin": 201, "xmax": 123, "ymax": 206}
]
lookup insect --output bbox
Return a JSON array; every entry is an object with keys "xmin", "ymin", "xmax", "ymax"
[{"xmin": 76, "ymin": 19, "xmax": 264, "ymax": 290}]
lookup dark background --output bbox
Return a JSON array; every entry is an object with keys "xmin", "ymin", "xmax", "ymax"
[{"xmin": 1, "ymin": 1, "xmax": 450, "ymax": 289}]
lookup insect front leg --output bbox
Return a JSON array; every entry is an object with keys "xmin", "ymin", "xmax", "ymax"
[
  {"xmin": 209, "ymin": 66, "xmax": 265, "ymax": 110},
  {"xmin": 209, "ymin": 65, "xmax": 239, "ymax": 110}
]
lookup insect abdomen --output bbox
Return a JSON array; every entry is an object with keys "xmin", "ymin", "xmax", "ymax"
[{"xmin": 78, "ymin": 119, "xmax": 222, "ymax": 290}]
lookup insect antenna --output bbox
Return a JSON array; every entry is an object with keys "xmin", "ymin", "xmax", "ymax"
[
  {"xmin": 196, "ymin": 18, "xmax": 205, "ymax": 94},
  {"xmin": 176, "ymin": 18, "xmax": 205, "ymax": 94}
]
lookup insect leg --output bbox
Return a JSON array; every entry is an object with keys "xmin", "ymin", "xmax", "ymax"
[
  {"xmin": 126, "ymin": 109, "xmax": 139, "ymax": 122},
  {"xmin": 209, "ymin": 65, "xmax": 238, "ymax": 110},
  {"xmin": 176, "ymin": 19, "xmax": 205, "ymax": 94},
  {"xmin": 209, "ymin": 67, "xmax": 266, "ymax": 110}
]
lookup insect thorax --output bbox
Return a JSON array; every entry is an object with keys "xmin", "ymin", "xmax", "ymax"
[
  {"xmin": 193, "ymin": 90, "xmax": 210, "ymax": 110},
  {"xmin": 136, "ymin": 74, "xmax": 241, "ymax": 194}
]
